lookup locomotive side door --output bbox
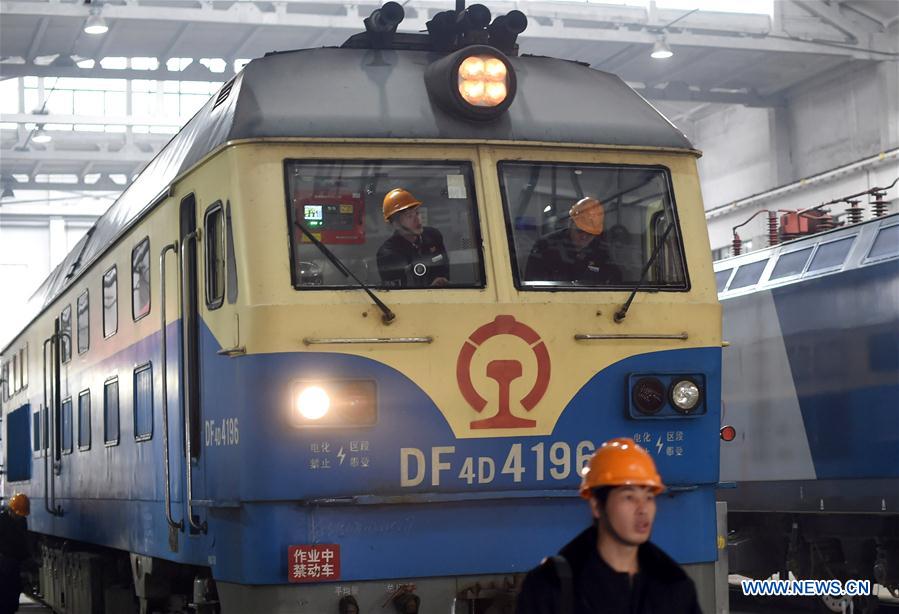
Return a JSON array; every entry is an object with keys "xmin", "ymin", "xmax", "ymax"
[{"xmin": 178, "ymin": 193, "xmax": 207, "ymax": 534}]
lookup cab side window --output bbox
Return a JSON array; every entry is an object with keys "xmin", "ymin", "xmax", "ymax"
[
  {"xmin": 103, "ymin": 266, "xmax": 118, "ymax": 338},
  {"xmin": 77, "ymin": 290, "xmax": 90, "ymax": 354},
  {"xmin": 132, "ymin": 238, "xmax": 151, "ymax": 321},
  {"xmin": 60, "ymin": 305, "xmax": 72, "ymax": 363},
  {"xmin": 205, "ymin": 203, "xmax": 225, "ymax": 309}
]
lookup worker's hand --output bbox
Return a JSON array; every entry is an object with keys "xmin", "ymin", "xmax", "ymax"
[{"xmin": 430, "ymin": 277, "xmax": 449, "ymax": 287}]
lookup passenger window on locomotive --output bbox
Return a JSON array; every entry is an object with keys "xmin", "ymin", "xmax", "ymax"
[
  {"xmin": 285, "ymin": 161, "xmax": 485, "ymax": 289},
  {"xmin": 497, "ymin": 162, "xmax": 688, "ymax": 290}
]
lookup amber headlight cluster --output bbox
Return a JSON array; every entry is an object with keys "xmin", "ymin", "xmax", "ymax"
[
  {"xmin": 291, "ymin": 380, "xmax": 377, "ymax": 427},
  {"xmin": 457, "ymin": 55, "xmax": 509, "ymax": 107},
  {"xmin": 425, "ymin": 45, "xmax": 517, "ymax": 121}
]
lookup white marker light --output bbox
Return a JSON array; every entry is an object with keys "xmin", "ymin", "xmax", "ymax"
[
  {"xmin": 296, "ymin": 386, "xmax": 330, "ymax": 420},
  {"xmin": 670, "ymin": 380, "xmax": 700, "ymax": 411}
]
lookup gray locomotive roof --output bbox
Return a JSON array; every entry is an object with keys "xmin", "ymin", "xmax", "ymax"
[{"xmin": 15, "ymin": 47, "xmax": 692, "ymax": 349}]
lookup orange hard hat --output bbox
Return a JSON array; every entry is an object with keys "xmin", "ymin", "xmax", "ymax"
[
  {"xmin": 383, "ymin": 188, "xmax": 422, "ymax": 222},
  {"xmin": 9, "ymin": 492, "xmax": 30, "ymax": 517},
  {"xmin": 579, "ymin": 437, "xmax": 665, "ymax": 498},
  {"xmin": 569, "ymin": 197, "xmax": 605, "ymax": 236}
]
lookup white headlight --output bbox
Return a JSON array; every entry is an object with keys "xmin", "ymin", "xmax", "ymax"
[
  {"xmin": 670, "ymin": 380, "xmax": 700, "ymax": 412},
  {"xmin": 296, "ymin": 386, "xmax": 330, "ymax": 420}
]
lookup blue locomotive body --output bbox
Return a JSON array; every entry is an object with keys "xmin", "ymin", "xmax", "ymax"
[{"xmin": 716, "ymin": 214, "xmax": 899, "ymax": 599}]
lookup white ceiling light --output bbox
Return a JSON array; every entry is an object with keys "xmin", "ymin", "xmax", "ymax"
[
  {"xmin": 650, "ymin": 36, "xmax": 674, "ymax": 59},
  {"xmin": 84, "ymin": 9, "xmax": 109, "ymax": 35},
  {"xmin": 32, "ymin": 131, "xmax": 52, "ymax": 144}
]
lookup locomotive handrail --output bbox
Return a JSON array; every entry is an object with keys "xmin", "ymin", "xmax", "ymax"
[
  {"xmin": 159, "ymin": 241, "xmax": 183, "ymax": 532},
  {"xmin": 179, "ymin": 232, "xmax": 206, "ymax": 533},
  {"xmin": 302, "ymin": 336, "xmax": 434, "ymax": 345},
  {"xmin": 42, "ymin": 336, "xmax": 52, "ymax": 516},
  {"xmin": 42, "ymin": 331, "xmax": 62, "ymax": 516},
  {"xmin": 574, "ymin": 333, "xmax": 689, "ymax": 341}
]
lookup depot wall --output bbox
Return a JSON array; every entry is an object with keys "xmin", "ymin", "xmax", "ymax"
[{"xmin": 695, "ymin": 59, "xmax": 899, "ymax": 255}]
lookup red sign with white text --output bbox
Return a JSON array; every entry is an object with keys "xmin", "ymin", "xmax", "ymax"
[{"xmin": 288, "ymin": 544, "xmax": 340, "ymax": 582}]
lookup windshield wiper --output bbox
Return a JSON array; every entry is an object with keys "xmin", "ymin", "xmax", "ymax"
[
  {"xmin": 614, "ymin": 221, "xmax": 675, "ymax": 323},
  {"xmin": 294, "ymin": 221, "xmax": 396, "ymax": 324}
]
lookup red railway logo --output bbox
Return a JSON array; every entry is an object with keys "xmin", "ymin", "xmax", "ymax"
[{"xmin": 456, "ymin": 315, "xmax": 551, "ymax": 429}]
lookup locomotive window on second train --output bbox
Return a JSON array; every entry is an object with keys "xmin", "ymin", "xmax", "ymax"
[
  {"xmin": 498, "ymin": 162, "xmax": 688, "ymax": 290},
  {"xmin": 285, "ymin": 160, "xmax": 485, "ymax": 289},
  {"xmin": 729, "ymin": 259, "xmax": 768, "ymax": 290},
  {"xmin": 807, "ymin": 236, "xmax": 854, "ymax": 273},
  {"xmin": 867, "ymin": 224, "xmax": 899, "ymax": 261},
  {"xmin": 715, "ymin": 269, "xmax": 732, "ymax": 292},
  {"xmin": 770, "ymin": 247, "xmax": 813, "ymax": 280}
]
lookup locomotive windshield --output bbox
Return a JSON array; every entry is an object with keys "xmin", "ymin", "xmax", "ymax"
[
  {"xmin": 285, "ymin": 160, "xmax": 486, "ymax": 290},
  {"xmin": 498, "ymin": 162, "xmax": 688, "ymax": 290}
]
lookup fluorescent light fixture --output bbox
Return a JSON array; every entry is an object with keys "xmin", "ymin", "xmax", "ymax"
[
  {"xmin": 650, "ymin": 37, "xmax": 674, "ymax": 59},
  {"xmin": 84, "ymin": 11, "xmax": 109, "ymax": 35}
]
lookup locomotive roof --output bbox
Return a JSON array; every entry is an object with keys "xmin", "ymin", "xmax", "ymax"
[
  {"xmin": 15, "ymin": 46, "xmax": 693, "ymax": 349},
  {"xmin": 713, "ymin": 212, "xmax": 899, "ymax": 297}
]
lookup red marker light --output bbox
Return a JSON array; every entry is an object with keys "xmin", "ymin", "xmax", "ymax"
[{"xmin": 720, "ymin": 425, "xmax": 736, "ymax": 442}]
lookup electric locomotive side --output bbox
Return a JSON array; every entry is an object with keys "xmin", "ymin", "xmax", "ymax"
[
  {"xmin": 716, "ymin": 213, "xmax": 899, "ymax": 609},
  {"xmin": 1, "ymin": 4, "xmax": 726, "ymax": 613}
]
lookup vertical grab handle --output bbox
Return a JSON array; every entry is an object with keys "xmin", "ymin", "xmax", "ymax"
[
  {"xmin": 42, "ymin": 337, "xmax": 53, "ymax": 516},
  {"xmin": 179, "ymin": 231, "xmax": 205, "ymax": 533},
  {"xmin": 160, "ymin": 241, "xmax": 183, "ymax": 531},
  {"xmin": 42, "ymin": 331, "xmax": 62, "ymax": 517}
]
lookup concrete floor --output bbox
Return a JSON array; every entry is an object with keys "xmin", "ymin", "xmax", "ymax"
[{"xmin": 18, "ymin": 591, "xmax": 899, "ymax": 613}]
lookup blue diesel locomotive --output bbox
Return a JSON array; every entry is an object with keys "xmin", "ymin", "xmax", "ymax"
[
  {"xmin": 716, "ymin": 205, "xmax": 899, "ymax": 612},
  {"xmin": 1, "ymin": 4, "xmax": 726, "ymax": 612}
]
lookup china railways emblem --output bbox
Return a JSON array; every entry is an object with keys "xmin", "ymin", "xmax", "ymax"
[{"xmin": 456, "ymin": 315, "xmax": 551, "ymax": 429}]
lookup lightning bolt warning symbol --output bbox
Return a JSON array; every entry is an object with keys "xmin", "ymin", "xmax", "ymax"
[
  {"xmin": 655, "ymin": 437, "xmax": 663, "ymax": 455},
  {"xmin": 337, "ymin": 446, "xmax": 346, "ymax": 466}
]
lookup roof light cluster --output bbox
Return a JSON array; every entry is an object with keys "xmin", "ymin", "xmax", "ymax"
[
  {"xmin": 458, "ymin": 55, "xmax": 508, "ymax": 107},
  {"xmin": 425, "ymin": 44, "xmax": 517, "ymax": 121}
]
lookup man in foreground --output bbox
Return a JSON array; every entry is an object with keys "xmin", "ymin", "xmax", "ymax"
[{"xmin": 516, "ymin": 438, "xmax": 701, "ymax": 614}]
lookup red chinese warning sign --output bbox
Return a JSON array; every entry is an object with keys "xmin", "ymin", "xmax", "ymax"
[{"xmin": 287, "ymin": 544, "xmax": 340, "ymax": 582}]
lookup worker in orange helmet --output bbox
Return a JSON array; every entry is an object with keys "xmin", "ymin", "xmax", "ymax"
[
  {"xmin": 515, "ymin": 438, "xmax": 701, "ymax": 614},
  {"xmin": 376, "ymin": 188, "xmax": 450, "ymax": 288},
  {"xmin": 524, "ymin": 197, "xmax": 622, "ymax": 286},
  {"xmin": 0, "ymin": 493, "xmax": 31, "ymax": 614}
]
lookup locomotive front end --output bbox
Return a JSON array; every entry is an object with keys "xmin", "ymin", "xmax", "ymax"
[{"xmin": 0, "ymin": 4, "xmax": 725, "ymax": 612}]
